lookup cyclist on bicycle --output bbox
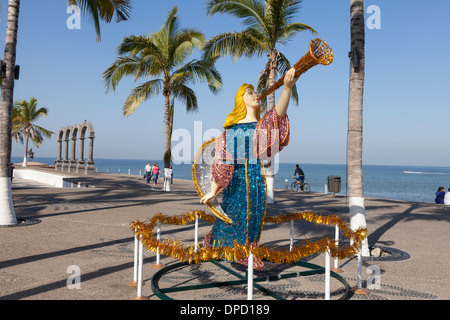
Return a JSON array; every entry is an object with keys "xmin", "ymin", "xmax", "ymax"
[{"xmin": 292, "ymin": 164, "xmax": 305, "ymax": 191}]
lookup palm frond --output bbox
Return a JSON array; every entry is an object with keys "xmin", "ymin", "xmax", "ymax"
[
  {"xmin": 165, "ymin": 6, "xmax": 181, "ymax": 41},
  {"xmin": 171, "ymin": 84, "xmax": 198, "ymax": 113},
  {"xmin": 123, "ymin": 79, "xmax": 163, "ymax": 117},
  {"xmin": 265, "ymin": 0, "xmax": 303, "ymax": 25},
  {"xmin": 33, "ymin": 125, "xmax": 54, "ymax": 139},
  {"xmin": 202, "ymin": 30, "xmax": 266, "ymax": 62},
  {"xmin": 103, "ymin": 55, "xmax": 158, "ymax": 92},
  {"xmin": 172, "ymin": 59, "xmax": 222, "ymax": 94},
  {"xmin": 278, "ymin": 22, "xmax": 317, "ymax": 44},
  {"xmin": 117, "ymin": 35, "xmax": 156, "ymax": 56},
  {"xmin": 29, "ymin": 130, "xmax": 43, "ymax": 147},
  {"xmin": 257, "ymin": 50, "xmax": 299, "ymax": 111},
  {"xmin": 276, "ymin": 51, "xmax": 299, "ymax": 105},
  {"xmin": 170, "ymin": 29, "xmax": 206, "ymax": 67},
  {"xmin": 256, "ymin": 65, "xmax": 269, "ymax": 113},
  {"xmin": 69, "ymin": 0, "xmax": 132, "ymax": 41},
  {"xmin": 206, "ymin": 0, "xmax": 268, "ymax": 33}
]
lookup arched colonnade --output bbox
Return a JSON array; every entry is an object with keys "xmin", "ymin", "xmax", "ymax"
[{"xmin": 55, "ymin": 121, "xmax": 95, "ymax": 174}]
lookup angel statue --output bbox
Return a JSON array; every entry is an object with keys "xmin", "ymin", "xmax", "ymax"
[{"xmin": 197, "ymin": 68, "xmax": 300, "ymax": 270}]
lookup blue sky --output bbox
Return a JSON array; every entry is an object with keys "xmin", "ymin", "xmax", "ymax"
[{"xmin": 3, "ymin": 0, "xmax": 450, "ymax": 166}]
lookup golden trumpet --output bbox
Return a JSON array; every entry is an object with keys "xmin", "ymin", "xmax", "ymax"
[{"xmin": 257, "ymin": 38, "xmax": 334, "ymax": 101}]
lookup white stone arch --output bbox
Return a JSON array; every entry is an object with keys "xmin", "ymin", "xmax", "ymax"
[
  {"xmin": 56, "ymin": 127, "xmax": 66, "ymax": 170},
  {"xmin": 62, "ymin": 126, "xmax": 73, "ymax": 171},
  {"xmin": 55, "ymin": 121, "xmax": 95, "ymax": 175},
  {"xmin": 69, "ymin": 124, "xmax": 82, "ymax": 173},
  {"xmin": 80, "ymin": 121, "xmax": 95, "ymax": 174}
]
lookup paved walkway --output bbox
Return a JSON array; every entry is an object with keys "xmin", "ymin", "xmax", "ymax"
[{"xmin": 1, "ymin": 167, "xmax": 449, "ymax": 300}]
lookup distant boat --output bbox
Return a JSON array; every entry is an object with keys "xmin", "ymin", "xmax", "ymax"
[{"xmin": 403, "ymin": 170, "xmax": 448, "ymax": 175}]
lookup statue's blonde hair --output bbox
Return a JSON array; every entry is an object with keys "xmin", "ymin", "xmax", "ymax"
[{"xmin": 223, "ymin": 83, "xmax": 260, "ymax": 128}]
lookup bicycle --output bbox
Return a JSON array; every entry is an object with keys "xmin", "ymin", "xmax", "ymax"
[{"xmin": 291, "ymin": 178, "xmax": 310, "ymax": 193}]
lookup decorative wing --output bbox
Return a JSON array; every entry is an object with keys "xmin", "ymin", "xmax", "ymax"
[{"xmin": 192, "ymin": 138, "xmax": 233, "ymax": 224}]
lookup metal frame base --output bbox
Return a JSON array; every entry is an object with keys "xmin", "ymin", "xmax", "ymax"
[{"xmin": 150, "ymin": 259, "xmax": 350, "ymax": 300}]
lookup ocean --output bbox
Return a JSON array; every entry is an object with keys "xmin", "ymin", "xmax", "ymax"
[{"xmin": 12, "ymin": 156, "xmax": 450, "ymax": 204}]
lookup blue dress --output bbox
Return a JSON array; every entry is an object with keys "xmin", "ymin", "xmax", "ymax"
[
  {"xmin": 210, "ymin": 122, "xmax": 267, "ymax": 247},
  {"xmin": 206, "ymin": 108, "xmax": 290, "ymax": 249}
]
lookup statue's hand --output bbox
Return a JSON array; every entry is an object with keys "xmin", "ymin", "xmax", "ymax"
[
  {"xmin": 283, "ymin": 67, "xmax": 299, "ymax": 89},
  {"xmin": 200, "ymin": 192, "xmax": 216, "ymax": 204}
]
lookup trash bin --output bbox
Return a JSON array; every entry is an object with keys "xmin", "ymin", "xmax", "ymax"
[{"xmin": 328, "ymin": 176, "xmax": 341, "ymax": 193}]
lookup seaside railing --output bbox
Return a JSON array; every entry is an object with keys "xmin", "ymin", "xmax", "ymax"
[{"xmin": 95, "ymin": 167, "xmax": 144, "ymax": 176}]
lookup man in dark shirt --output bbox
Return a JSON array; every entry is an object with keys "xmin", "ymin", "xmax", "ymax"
[{"xmin": 292, "ymin": 164, "xmax": 305, "ymax": 190}]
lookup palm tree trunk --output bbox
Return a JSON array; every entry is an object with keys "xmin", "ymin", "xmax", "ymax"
[
  {"xmin": 22, "ymin": 133, "xmax": 29, "ymax": 167},
  {"xmin": 267, "ymin": 51, "xmax": 277, "ymax": 111},
  {"xmin": 163, "ymin": 92, "xmax": 172, "ymax": 169},
  {"xmin": 348, "ymin": 0, "xmax": 369, "ymax": 256},
  {"xmin": 0, "ymin": 0, "xmax": 20, "ymax": 226},
  {"xmin": 265, "ymin": 51, "xmax": 278, "ymax": 204}
]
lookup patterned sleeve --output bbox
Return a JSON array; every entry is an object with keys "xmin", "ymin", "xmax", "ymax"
[
  {"xmin": 211, "ymin": 131, "xmax": 235, "ymax": 191},
  {"xmin": 253, "ymin": 108, "xmax": 290, "ymax": 160}
]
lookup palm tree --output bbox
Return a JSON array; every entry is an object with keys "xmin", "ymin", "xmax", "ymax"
[
  {"xmin": 0, "ymin": 0, "xmax": 132, "ymax": 226},
  {"xmin": 12, "ymin": 97, "xmax": 54, "ymax": 167},
  {"xmin": 103, "ymin": 6, "xmax": 222, "ymax": 169},
  {"xmin": 0, "ymin": 0, "xmax": 20, "ymax": 226},
  {"xmin": 348, "ymin": 0, "xmax": 369, "ymax": 256},
  {"xmin": 203, "ymin": 0, "xmax": 316, "ymax": 202}
]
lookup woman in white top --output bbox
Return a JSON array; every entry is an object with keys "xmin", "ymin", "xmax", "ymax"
[{"xmin": 444, "ymin": 188, "xmax": 450, "ymax": 205}]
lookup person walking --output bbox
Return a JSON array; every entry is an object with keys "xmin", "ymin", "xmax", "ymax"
[
  {"xmin": 144, "ymin": 161, "xmax": 152, "ymax": 183},
  {"xmin": 152, "ymin": 162, "xmax": 161, "ymax": 185},
  {"xmin": 169, "ymin": 165, "xmax": 173, "ymax": 185}
]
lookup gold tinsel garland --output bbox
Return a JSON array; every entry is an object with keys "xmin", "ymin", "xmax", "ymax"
[{"xmin": 130, "ymin": 210, "xmax": 367, "ymax": 265}]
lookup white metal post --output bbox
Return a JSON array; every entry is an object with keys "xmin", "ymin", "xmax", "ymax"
[
  {"xmin": 137, "ymin": 238, "xmax": 144, "ymax": 297},
  {"xmin": 247, "ymin": 252, "xmax": 254, "ymax": 300},
  {"xmin": 194, "ymin": 213, "xmax": 199, "ymax": 252},
  {"xmin": 325, "ymin": 247, "xmax": 331, "ymax": 300},
  {"xmin": 131, "ymin": 234, "xmax": 149, "ymax": 299},
  {"xmin": 353, "ymin": 249, "xmax": 370, "ymax": 295},
  {"xmin": 133, "ymin": 231, "xmax": 138, "ymax": 282},
  {"xmin": 151, "ymin": 222, "xmax": 165, "ymax": 269},
  {"xmin": 357, "ymin": 250, "xmax": 362, "ymax": 289},
  {"xmin": 156, "ymin": 222, "xmax": 161, "ymax": 265},
  {"xmin": 127, "ymin": 229, "xmax": 139, "ymax": 287},
  {"xmin": 334, "ymin": 224, "xmax": 339, "ymax": 268},
  {"xmin": 289, "ymin": 219, "xmax": 294, "ymax": 251}
]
